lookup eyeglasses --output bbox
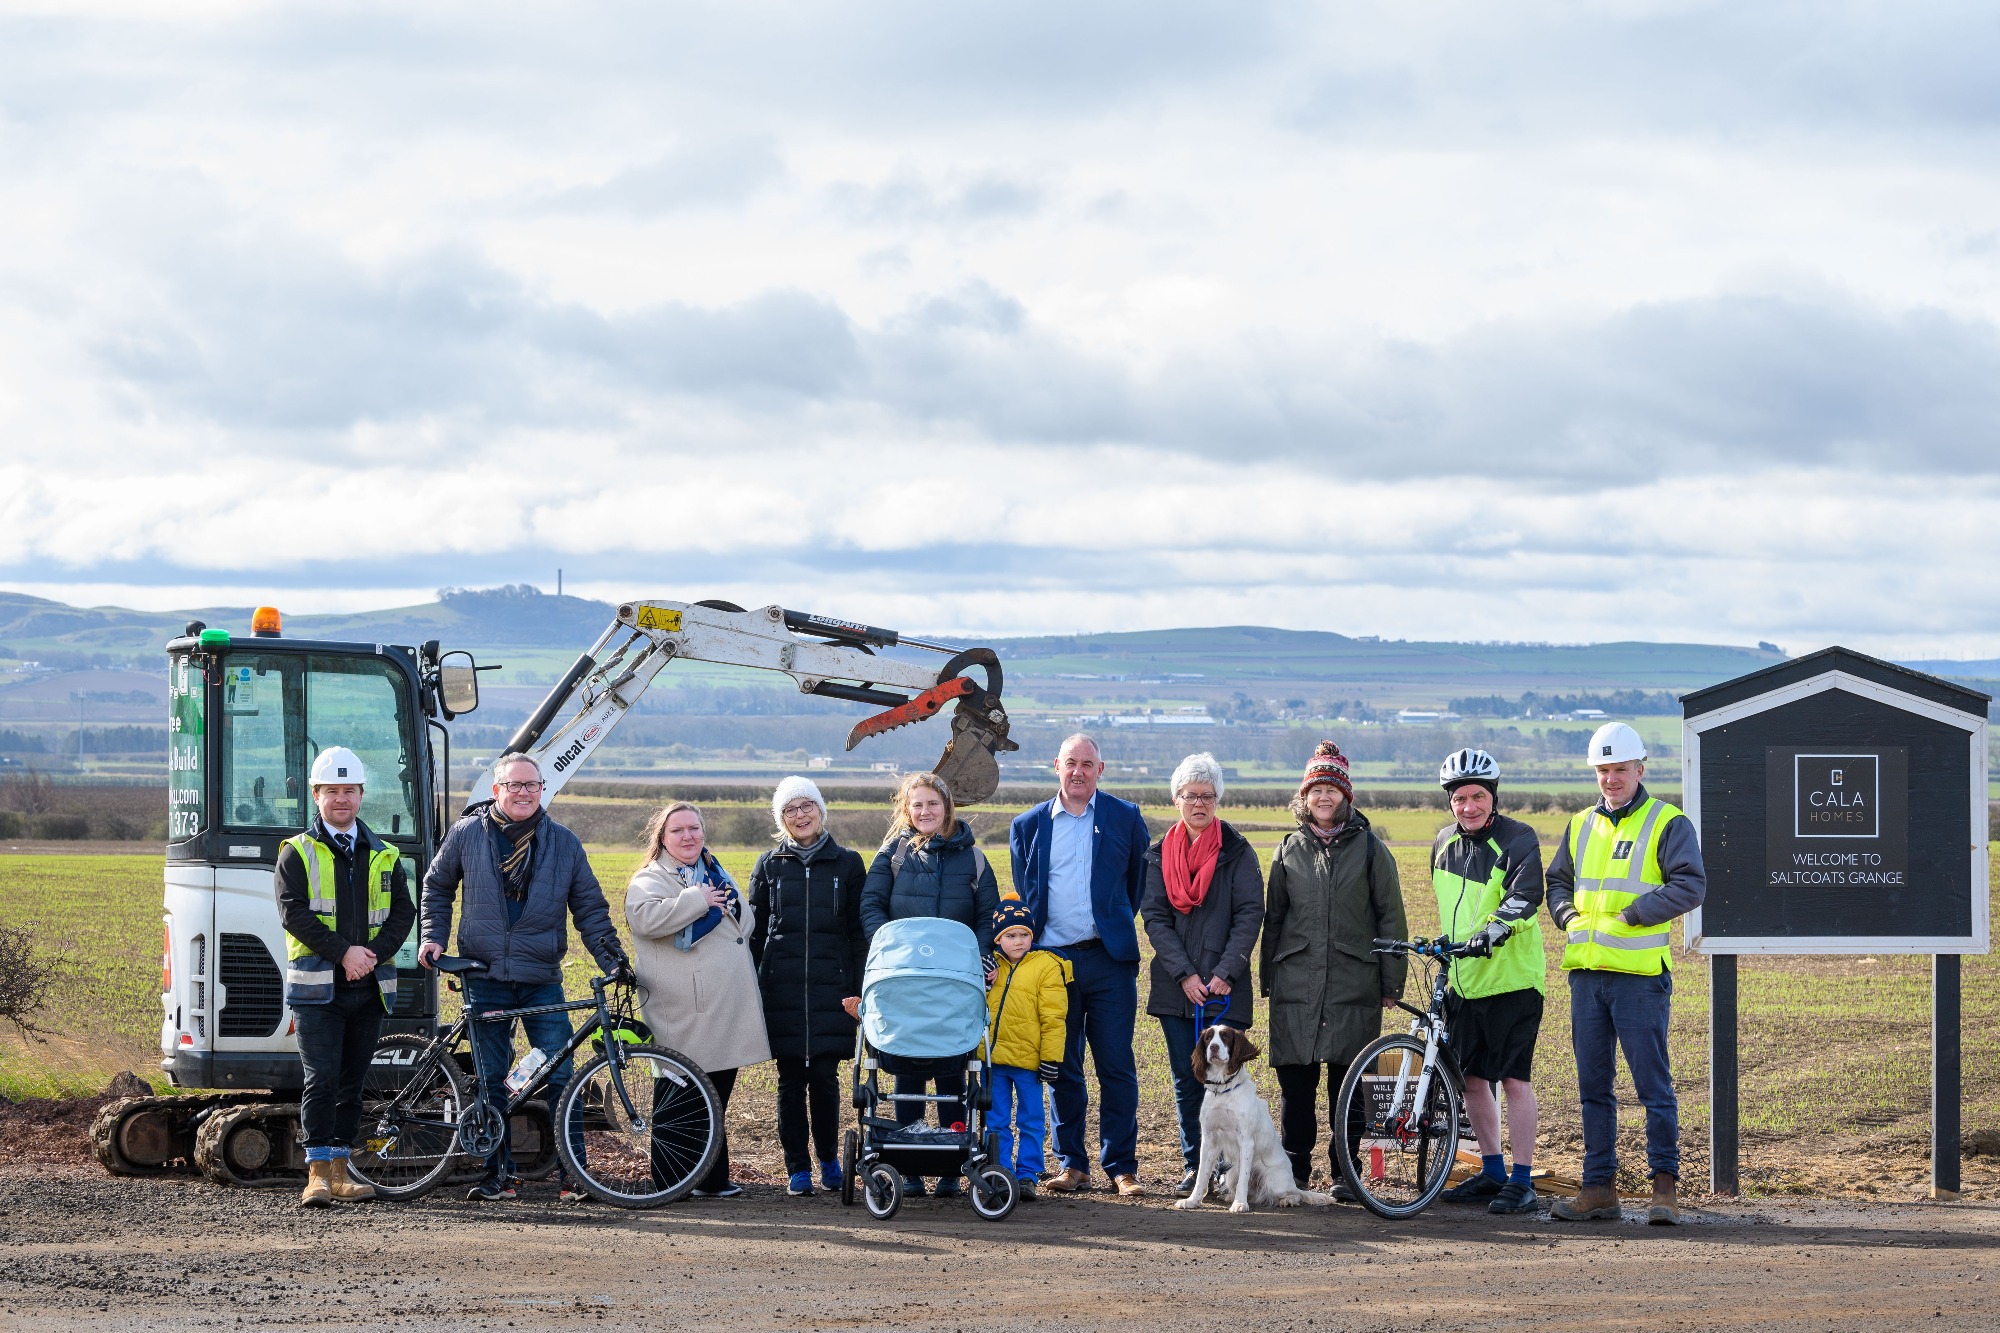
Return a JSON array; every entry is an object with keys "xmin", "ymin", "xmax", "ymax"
[
  {"xmin": 1177, "ymin": 791, "xmax": 1218, "ymax": 805},
  {"xmin": 782, "ymin": 801, "xmax": 820, "ymax": 818},
  {"xmin": 497, "ymin": 780, "xmax": 545, "ymax": 794}
]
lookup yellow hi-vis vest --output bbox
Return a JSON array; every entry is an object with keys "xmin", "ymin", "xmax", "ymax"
[
  {"xmin": 1559, "ymin": 797, "xmax": 1679, "ymax": 976},
  {"xmin": 283, "ymin": 831, "xmax": 400, "ymax": 1008}
]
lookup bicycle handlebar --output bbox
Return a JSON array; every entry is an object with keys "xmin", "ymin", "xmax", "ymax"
[{"xmin": 1371, "ymin": 936, "xmax": 1478, "ymax": 960}]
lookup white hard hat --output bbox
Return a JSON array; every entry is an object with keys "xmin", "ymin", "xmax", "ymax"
[
  {"xmin": 1584, "ymin": 722, "xmax": 1647, "ymax": 768},
  {"xmin": 310, "ymin": 746, "xmax": 368, "ymax": 787}
]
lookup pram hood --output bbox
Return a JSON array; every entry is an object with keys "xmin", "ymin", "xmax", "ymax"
[{"xmin": 861, "ymin": 917, "xmax": 988, "ymax": 1060}]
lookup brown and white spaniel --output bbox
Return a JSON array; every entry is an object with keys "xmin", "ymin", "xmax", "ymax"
[{"xmin": 1177, "ymin": 1025, "xmax": 1331, "ymax": 1213}]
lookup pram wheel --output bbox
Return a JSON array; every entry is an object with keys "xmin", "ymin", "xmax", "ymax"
[
  {"xmin": 840, "ymin": 1131, "xmax": 858, "ymax": 1207},
  {"xmin": 863, "ymin": 1163, "xmax": 903, "ymax": 1220},
  {"xmin": 969, "ymin": 1165, "xmax": 1018, "ymax": 1221}
]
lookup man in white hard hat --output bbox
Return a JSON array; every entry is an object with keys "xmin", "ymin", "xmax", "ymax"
[
  {"xmin": 1544, "ymin": 721, "xmax": 1706, "ymax": 1226},
  {"xmin": 273, "ymin": 746, "xmax": 416, "ymax": 1208}
]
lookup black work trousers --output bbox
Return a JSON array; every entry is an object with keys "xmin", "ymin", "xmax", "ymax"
[
  {"xmin": 696, "ymin": 1067, "xmax": 739, "ymax": 1192},
  {"xmin": 1273, "ymin": 1058, "xmax": 1361, "ymax": 1186},
  {"xmin": 295, "ymin": 984, "xmax": 386, "ymax": 1149},
  {"xmin": 775, "ymin": 1057, "xmax": 844, "ymax": 1175}
]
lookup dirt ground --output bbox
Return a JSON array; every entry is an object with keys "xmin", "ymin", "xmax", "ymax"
[{"xmin": 1, "ymin": 1163, "xmax": 1996, "ymax": 1332}]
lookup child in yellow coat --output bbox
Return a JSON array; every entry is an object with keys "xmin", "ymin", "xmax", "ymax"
[{"xmin": 986, "ymin": 898, "xmax": 1071, "ymax": 1198}]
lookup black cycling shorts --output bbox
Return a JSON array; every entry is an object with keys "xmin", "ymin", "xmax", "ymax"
[{"xmin": 1445, "ymin": 987, "xmax": 1545, "ymax": 1085}]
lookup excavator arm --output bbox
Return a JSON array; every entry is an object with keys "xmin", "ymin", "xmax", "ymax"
[{"xmin": 503, "ymin": 600, "xmax": 1018, "ymax": 804}]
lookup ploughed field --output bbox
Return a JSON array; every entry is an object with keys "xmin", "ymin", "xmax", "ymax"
[{"xmin": 3, "ymin": 800, "xmax": 1999, "ymax": 1203}]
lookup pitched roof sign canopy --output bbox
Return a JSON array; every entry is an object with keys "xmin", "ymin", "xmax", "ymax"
[{"xmin": 1681, "ymin": 646, "xmax": 1989, "ymax": 955}]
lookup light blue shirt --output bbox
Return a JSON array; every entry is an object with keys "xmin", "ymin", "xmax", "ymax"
[{"xmin": 1043, "ymin": 795, "xmax": 1097, "ymax": 947}]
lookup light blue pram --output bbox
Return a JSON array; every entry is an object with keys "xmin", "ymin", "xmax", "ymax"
[{"xmin": 839, "ymin": 917, "xmax": 1018, "ymax": 1221}]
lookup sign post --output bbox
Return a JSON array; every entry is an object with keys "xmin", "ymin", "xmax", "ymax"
[{"xmin": 1682, "ymin": 647, "xmax": 1988, "ymax": 1200}]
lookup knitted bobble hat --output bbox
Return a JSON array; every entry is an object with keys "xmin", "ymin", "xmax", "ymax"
[
  {"xmin": 772, "ymin": 775, "xmax": 828, "ymax": 829},
  {"xmin": 1298, "ymin": 740, "xmax": 1353, "ymax": 801},
  {"xmin": 992, "ymin": 896, "xmax": 1035, "ymax": 942}
]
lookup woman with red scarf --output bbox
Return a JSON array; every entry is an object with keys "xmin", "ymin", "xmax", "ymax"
[{"xmin": 1139, "ymin": 752, "xmax": 1267, "ymax": 1199}]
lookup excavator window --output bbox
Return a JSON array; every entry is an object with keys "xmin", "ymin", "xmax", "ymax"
[{"xmin": 218, "ymin": 654, "xmax": 419, "ymax": 838}]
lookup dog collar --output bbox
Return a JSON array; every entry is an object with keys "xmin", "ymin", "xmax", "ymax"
[{"xmin": 1203, "ymin": 1074, "xmax": 1247, "ymax": 1094}]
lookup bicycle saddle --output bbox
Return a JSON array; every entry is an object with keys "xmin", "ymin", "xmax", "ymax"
[{"xmin": 432, "ymin": 954, "xmax": 489, "ymax": 975}]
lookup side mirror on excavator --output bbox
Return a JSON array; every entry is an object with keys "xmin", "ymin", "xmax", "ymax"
[{"xmin": 439, "ymin": 651, "xmax": 482, "ymax": 718}]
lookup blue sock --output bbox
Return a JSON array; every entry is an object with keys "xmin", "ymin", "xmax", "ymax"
[
  {"xmin": 331, "ymin": 1147, "xmax": 350, "ymax": 1160},
  {"xmin": 304, "ymin": 1146, "xmax": 335, "ymax": 1164},
  {"xmin": 1510, "ymin": 1161, "xmax": 1533, "ymax": 1187},
  {"xmin": 1482, "ymin": 1153, "xmax": 1505, "ymax": 1182}
]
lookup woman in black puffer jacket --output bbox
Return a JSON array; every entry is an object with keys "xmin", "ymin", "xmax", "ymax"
[
  {"xmin": 747, "ymin": 776, "xmax": 867, "ymax": 1199},
  {"xmin": 858, "ymin": 771, "xmax": 1000, "ymax": 1198}
]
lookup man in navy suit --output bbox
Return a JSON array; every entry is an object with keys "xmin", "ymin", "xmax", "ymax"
[{"xmin": 1009, "ymin": 733, "xmax": 1152, "ymax": 1195}]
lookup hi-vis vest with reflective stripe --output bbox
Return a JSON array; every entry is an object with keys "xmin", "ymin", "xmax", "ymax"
[
  {"xmin": 283, "ymin": 832, "xmax": 400, "ymax": 1007},
  {"xmin": 1559, "ymin": 797, "xmax": 1679, "ymax": 975},
  {"xmin": 1431, "ymin": 835, "xmax": 1545, "ymax": 999}
]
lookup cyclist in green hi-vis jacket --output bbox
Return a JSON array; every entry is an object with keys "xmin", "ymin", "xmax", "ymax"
[{"xmin": 1428, "ymin": 748, "xmax": 1547, "ymax": 1217}]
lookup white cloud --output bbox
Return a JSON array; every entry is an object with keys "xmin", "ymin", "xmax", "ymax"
[{"xmin": 2, "ymin": 1, "xmax": 1998, "ymax": 660}]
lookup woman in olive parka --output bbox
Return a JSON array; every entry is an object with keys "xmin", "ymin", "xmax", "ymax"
[{"xmin": 1259, "ymin": 741, "xmax": 1408, "ymax": 1190}]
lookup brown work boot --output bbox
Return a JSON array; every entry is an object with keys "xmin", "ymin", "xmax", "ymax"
[
  {"xmin": 1647, "ymin": 1172, "xmax": 1680, "ymax": 1226},
  {"xmin": 1043, "ymin": 1167, "xmax": 1089, "ymax": 1193},
  {"xmin": 326, "ymin": 1156, "xmax": 376, "ymax": 1203},
  {"xmin": 299, "ymin": 1160, "xmax": 334, "ymax": 1209},
  {"xmin": 1549, "ymin": 1183, "xmax": 1621, "ymax": 1221},
  {"xmin": 1113, "ymin": 1173, "xmax": 1144, "ymax": 1198}
]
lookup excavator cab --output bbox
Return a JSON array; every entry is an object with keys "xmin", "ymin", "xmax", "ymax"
[{"xmin": 160, "ymin": 616, "xmax": 470, "ymax": 1091}]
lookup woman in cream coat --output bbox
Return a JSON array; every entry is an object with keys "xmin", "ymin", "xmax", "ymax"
[{"xmin": 626, "ymin": 801, "xmax": 771, "ymax": 1198}]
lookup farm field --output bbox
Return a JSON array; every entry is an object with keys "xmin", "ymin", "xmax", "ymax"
[{"xmin": 3, "ymin": 806, "xmax": 1996, "ymax": 1202}]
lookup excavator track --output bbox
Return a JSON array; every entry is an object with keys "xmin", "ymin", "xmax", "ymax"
[
  {"xmin": 90, "ymin": 1094, "xmax": 261, "ymax": 1177},
  {"xmin": 194, "ymin": 1102, "xmax": 305, "ymax": 1188}
]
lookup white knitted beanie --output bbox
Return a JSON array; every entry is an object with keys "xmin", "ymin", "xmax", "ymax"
[{"xmin": 771, "ymin": 775, "xmax": 828, "ymax": 828}]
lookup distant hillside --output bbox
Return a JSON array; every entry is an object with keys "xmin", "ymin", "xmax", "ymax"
[{"xmin": 0, "ymin": 585, "xmax": 1786, "ymax": 695}]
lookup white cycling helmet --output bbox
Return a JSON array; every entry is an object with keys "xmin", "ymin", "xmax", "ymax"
[
  {"xmin": 1584, "ymin": 721, "xmax": 1647, "ymax": 767},
  {"xmin": 309, "ymin": 746, "xmax": 367, "ymax": 787},
  {"xmin": 1438, "ymin": 748, "xmax": 1500, "ymax": 790}
]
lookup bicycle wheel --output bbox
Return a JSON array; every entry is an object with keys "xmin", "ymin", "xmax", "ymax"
[
  {"xmin": 554, "ymin": 1043, "xmax": 721, "ymax": 1208},
  {"xmin": 1334, "ymin": 1034, "xmax": 1462, "ymax": 1220},
  {"xmin": 350, "ymin": 1034, "xmax": 471, "ymax": 1200}
]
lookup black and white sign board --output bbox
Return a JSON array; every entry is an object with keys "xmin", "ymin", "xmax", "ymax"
[
  {"xmin": 1682, "ymin": 647, "xmax": 1988, "ymax": 955},
  {"xmin": 1680, "ymin": 646, "xmax": 1988, "ymax": 1199}
]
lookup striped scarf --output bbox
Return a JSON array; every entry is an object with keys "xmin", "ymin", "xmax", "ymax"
[{"xmin": 486, "ymin": 805, "xmax": 543, "ymax": 901}]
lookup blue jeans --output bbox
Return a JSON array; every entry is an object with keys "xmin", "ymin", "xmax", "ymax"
[
  {"xmin": 989, "ymin": 1065, "xmax": 1046, "ymax": 1180},
  {"xmin": 1569, "ymin": 968, "xmax": 1679, "ymax": 1186},
  {"xmin": 465, "ymin": 977, "xmax": 576, "ymax": 1186},
  {"xmin": 1047, "ymin": 944, "xmax": 1140, "ymax": 1178},
  {"xmin": 1159, "ymin": 1015, "xmax": 1250, "ymax": 1172}
]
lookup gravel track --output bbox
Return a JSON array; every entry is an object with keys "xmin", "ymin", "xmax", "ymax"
[{"xmin": 2, "ymin": 1164, "xmax": 1996, "ymax": 1331}]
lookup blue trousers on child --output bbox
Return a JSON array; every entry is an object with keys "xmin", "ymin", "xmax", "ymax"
[{"xmin": 988, "ymin": 1065, "xmax": 1046, "ymax": 1181}]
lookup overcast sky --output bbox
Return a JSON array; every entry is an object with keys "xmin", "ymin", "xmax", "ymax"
[{"xmin": 2, "ymin": 1, "xmax": 1997, "ymax": 657}]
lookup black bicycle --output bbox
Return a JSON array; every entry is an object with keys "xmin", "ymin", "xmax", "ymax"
[
  {"xmin": 1332, "ymin": 936, "xmax": 1480, "ymax": 1220},
  {"xmin": 351, "ymin": 956, "xmax": 722, "ymax": 1207}
]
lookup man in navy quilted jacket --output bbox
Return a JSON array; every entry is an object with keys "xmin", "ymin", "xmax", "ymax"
[{"xmin": 419, "ymin": 752, "xmax": 628, "ymax": 1202}]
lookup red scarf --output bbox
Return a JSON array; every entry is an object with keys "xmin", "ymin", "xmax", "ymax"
[{"xmin": 1162, "ymin": 819, "xmax": 1223, "ymax": 913}]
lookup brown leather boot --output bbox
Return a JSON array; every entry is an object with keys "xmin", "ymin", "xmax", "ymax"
[
  {"xmin": 1549, "ymin": 1183, "xmax": 1621, "ymax": 1221},
  {"xmin": 1647, "ymin": 1172, "xmax": 1679, "ymax": 1226},
  {"xmin": 327, "ymin": 1156, "xmax": 376, "ymax": 1203},
  {"xmin": 299, "ymin": 1160, "xmax": 334, "ymax": 1209}
]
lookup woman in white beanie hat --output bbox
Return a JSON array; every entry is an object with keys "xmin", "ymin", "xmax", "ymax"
[{"xmin": 747, "ymin": 775, "xmax": 868, "ymax": 1198}]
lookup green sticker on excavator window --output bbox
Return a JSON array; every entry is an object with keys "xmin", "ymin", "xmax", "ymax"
[{"xmin": 634, "ymin": 606, "xmax": 682, "ymax": 632}]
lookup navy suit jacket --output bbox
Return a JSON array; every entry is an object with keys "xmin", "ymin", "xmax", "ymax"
[{"xmin": 1008, "ymin": 792, "xmax": 1152, "ymax": 964}]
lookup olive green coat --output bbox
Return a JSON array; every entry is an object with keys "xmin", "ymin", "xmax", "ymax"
[{"xmin": 1258, "ymin": 809, "xmax": 1409, "ymax": 1068}]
